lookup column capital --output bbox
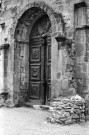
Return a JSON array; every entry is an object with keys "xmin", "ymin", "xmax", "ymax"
[{"xmin": 0, "ymin": 44, "xmax": 10, "ymax": 50}]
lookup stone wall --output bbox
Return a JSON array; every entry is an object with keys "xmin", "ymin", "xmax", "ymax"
[{"xmin": 58, "ymin": 39, "xmax": 77, "ymax": 97}]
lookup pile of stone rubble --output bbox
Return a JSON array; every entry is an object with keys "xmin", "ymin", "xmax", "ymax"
[{"xmin": 47, "ymin": 95, "xmax": 85, "ymax": 125}]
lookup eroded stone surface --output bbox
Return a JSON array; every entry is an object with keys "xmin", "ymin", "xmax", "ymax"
[{"xmin": 0, "ymin": 92, "xmax": 14, "ymax": 108}]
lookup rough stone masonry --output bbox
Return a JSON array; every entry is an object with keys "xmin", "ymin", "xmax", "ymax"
[{"xmin": 47, "ymin": 94, "xmax": 85, "ymax": 125}]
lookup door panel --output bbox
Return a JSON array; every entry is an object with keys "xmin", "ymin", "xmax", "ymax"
[
  {"xmin": 29, "ymin": 15, "xmax": 51, "ymax": 104},
  {"xmin": 30, "ymin": 65, "xmax": 41, "ymax": 81},
  {"xmin": 30, "ymin": 82, "xmax": 40, "ymax": 99},
  {"xmin": 31, "ymin": 47, "xmax": 41, "ymax": 62},
  {"xmin": 29, "ymin": 37, "xmax": 45, "ymax": 104}
]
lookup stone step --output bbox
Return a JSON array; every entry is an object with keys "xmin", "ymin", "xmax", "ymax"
[
  {"xmin": 24, "ymin": 102, "xmax": 50, "ymax": 110},
  {"xmin": 24, "ymin": 102, "xmax": 34, "ymax": 108},
  {"xmin": 40, "ymin": 105, "xmax": 50, "ymax": 110}
]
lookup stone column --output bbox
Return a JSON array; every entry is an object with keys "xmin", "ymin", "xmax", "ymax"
[
  {"xmin": 0, "ymin": 48, "xmax": 4, "ymax": 93},
  {"xmin": 55, "ymin": 34, "xmax": 67, "ymax": 96},
  {"xmin": 0, "ymin": 43, "xmax": 10, "ymax": 90},
  {"xmin": 0, "ymin": 43, "xmax": 15, "ymax": 107}
]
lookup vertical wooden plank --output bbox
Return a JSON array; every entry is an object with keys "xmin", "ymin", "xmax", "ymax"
[{"xmin": 46, "ymin": 36, "xmax": 51, "ymax": 103}]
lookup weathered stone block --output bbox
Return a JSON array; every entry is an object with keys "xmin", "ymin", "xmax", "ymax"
[
  {"xmin": 85, "ymin": 114, "xmax": 89, "ymax": 120},
  {"xmin": 83, "ymin": 79, "xmax": 87, "ymax": 86},
  {"xmin": 5, "ymin": 98, "xmax": 14, "ymax": 108},
  {"xmin": 0, "ymin": 95, "xmax": 4, "ymax": 106},
  {"xmin": 85, "ymin": 101, "xmax": 89, "ymax": 109},
  {"xmin": 61, "ymin": 78, "xmax": 68, "ymax": 90},
  {"xmin": 85, "ymin": 108, "xmax": 89, "ymax": 120},
  {"xmin": 63, "ymin": 89, "xmax": 74, "ymax": 97},
  {"xmin": 20, "ymin": 49, "xmax": 24, "ymax": 56},
  {"xmin": 82, "ymin": 63, "xmax": 87, "ymax": 72},
  {"xmin": 75, "ymin": 65, "xmax": 82, "ymax": 74}
]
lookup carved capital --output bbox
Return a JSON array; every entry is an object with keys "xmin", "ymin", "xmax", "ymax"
[
  {"xmin": 42, "ymin": 33, "xmax": 47, "ymax": 39},
  {"xmin": 55, "ymin": 34, "xmax": 66, "ymax": 43},
  {"xmin": 55, "ymin": 34, "xmax": 67, "ymax": 49},
  {"xmin": 0, "ymin": 44, "xmax": 10, "ymax": 50}
]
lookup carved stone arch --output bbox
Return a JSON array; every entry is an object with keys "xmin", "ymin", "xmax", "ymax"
[
  {"xmin": 14, "ymin": 8, "xmax": 48, "ymax": 41},
  {"xmin": 12, "ymin": 1, "xmax": 64, "ymax": 41}
]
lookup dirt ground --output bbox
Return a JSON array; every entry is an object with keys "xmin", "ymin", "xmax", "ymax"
[{"xmin": 0, "ymin": 107, "xmax": 89, "ymax": 135}]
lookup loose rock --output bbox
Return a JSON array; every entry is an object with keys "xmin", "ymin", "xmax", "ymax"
[{"xmin": 47, "ymin": 95, "xmax": 85, "ymax": 125}]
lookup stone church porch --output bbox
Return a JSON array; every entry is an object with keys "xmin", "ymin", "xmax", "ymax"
[{"xmin": 0, "ymin": 0, "xmax": 89, "ymax": 121}]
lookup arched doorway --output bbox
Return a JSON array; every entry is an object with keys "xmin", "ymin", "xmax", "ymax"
[
  {"xmin": 13, "ymin": 2, "xmax": 63, "ymax": 106},
  {"xmin": 29, "ymin": 14, "xmax": 51, "ymax": 105},
  {"xmin": 14, "ymin": 6, "xmax": 54, "ymax": 106}
]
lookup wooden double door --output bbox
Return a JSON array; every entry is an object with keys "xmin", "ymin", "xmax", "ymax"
[{"xmin": 29, "ymin": 15, "xmax": 51, "ymax": 105}]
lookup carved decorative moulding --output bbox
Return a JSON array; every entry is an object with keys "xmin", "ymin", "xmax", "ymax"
[
  {"xmin": 31, "ymin": 47, "xmax": 40, "ymax": 62},
  {"xmin": 0, "ymin": 44, "xmax": 10, "ymax": 50},
  {"xmin": 55, "ymin": 34, "xmax": 66, "ymax": 49},
  {"xmin": 1, "ymin": 23, "xmax": 5, "ymax": 29},
  {"xmin": 55, "ymin": 33, "xmax": 74, "ymax": 49},
  {"xmin": 55, "ymin": 34, "xmax": 66, "ymax": 43},
  {"xmin": 42, "ymin": 33, "xmax": 47, "ymax": 39}
]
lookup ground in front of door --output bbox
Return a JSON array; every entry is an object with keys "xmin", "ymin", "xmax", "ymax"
[{"xmin": 0, "ymin": 107, "xmax": 89, "ymax": 135}]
